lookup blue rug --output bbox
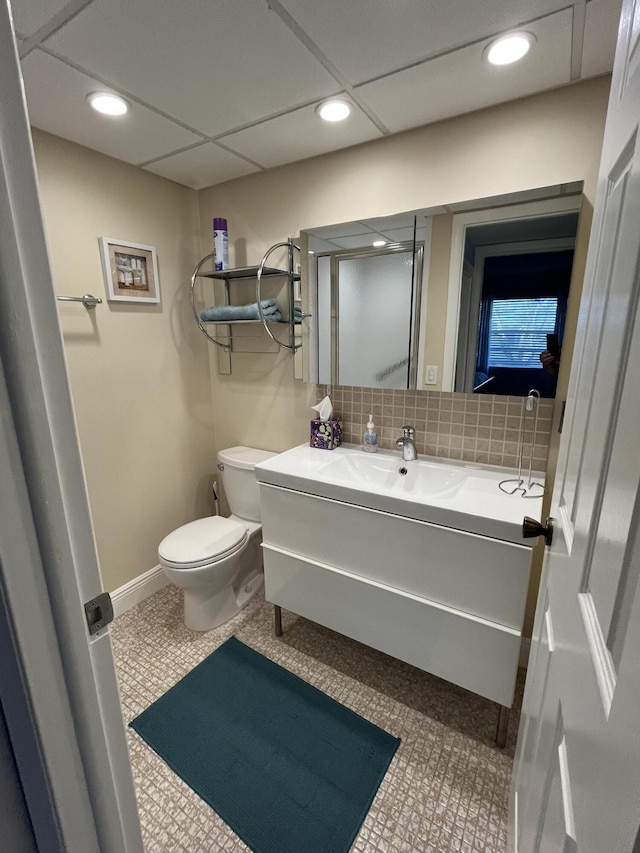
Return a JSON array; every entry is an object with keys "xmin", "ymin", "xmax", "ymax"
[{"xmin": 130, "ymin": 636, "xmax": 400, "ymax": 853}]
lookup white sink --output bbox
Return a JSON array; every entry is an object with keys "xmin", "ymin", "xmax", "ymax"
[
  {"xmin": 254, "ymin": 443, "xmax": 545, "ymax": 545},
  {"xmin": 317, "ymin": 452, "xmax": 468, "ymax": 497}
]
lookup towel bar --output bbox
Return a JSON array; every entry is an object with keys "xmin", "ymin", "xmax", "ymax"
[{"xmin": 56, "ymin": 293, "xmax": 102, "ymax": 309}]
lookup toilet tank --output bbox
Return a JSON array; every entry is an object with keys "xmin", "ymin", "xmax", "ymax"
[{"xmin": 218, "ymin": 446, "xmax": 277, "ymax": 521}]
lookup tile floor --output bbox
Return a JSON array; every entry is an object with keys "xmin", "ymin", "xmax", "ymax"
[{"xmin": 110, "ymin": 585, "xmax": 521, "ymax": 852}]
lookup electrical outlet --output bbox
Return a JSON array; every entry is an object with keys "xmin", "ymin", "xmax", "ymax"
[{"xmin": 425, "ymin": 365, "xmax": 438, "ymax": 385}]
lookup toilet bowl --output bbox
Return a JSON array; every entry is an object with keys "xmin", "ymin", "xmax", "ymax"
[{"xmin": 158, "ymin": 446, "xmax": 276, "ymax": 631}]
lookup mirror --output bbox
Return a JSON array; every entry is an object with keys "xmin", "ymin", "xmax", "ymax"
[{"xmin": 302, "ymin": 182, "xmax": 584, "ymax": 398}]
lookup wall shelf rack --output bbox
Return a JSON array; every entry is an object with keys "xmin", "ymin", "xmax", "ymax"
[{"xmin": 189, "ymin": 239, "xmax": 304, "ymax": 370}]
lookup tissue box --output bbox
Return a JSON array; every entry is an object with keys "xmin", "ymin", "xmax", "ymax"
[{"xmin": 310, "ymin": 419, "xmax": 342, "ymax": 450}]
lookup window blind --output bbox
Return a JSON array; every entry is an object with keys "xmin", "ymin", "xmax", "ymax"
[{"xmin": 488, "ymin": 297, "xmax": 558, "ymax": 368}]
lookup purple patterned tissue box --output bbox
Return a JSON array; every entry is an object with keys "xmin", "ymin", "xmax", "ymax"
[{"xmin": 310, "ymin": 419, "xmax": 343, "ymax": 450}]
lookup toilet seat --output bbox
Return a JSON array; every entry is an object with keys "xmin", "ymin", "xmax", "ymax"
[{"xmin": 158, "ymin": 516, "xmax": 248, "ymax": 570}]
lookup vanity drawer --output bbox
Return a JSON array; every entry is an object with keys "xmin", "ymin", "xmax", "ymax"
[
  {"xmin": 259, "ymin": 483, "xmax": 531, "ymax": 630},
  {"xmin": 262, "ymin": 545, "xmax": 521, "ymax": 707}
]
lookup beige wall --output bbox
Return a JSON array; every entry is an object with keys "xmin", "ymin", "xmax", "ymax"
[
  {"xmin": 33, "ymin": 130, "xmax": 215, "ymax": 591},
  {"xmin": 198, "ymin": 76, "xmax": 610, "ymax": 634}
]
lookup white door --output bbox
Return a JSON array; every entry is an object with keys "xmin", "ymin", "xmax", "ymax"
[
  {"xmin": 512, "ymin": 2, "xmax": 640, "ymax": 850},
  {"xmin": 0, "ymin": 4, "xmax": 143, "ymax": 850}
]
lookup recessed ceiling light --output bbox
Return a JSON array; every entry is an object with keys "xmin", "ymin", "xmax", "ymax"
[
  {"xmin": 316, "ymin": 99, "xmax": 352, "ymax": 122},
  {"xmin": 87, "ymin": 92, "xmax": 129, "ymax": 116},
  {"xmin": 485, "ymin": 32, "xmax": 535, "ymax": 66},
  {"xmin": 373, "ymin": 240, "xmax": 387, "ymax": 247}
]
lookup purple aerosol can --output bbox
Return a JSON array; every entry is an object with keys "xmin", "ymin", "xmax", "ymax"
[{"xmin": 213, "ymin": 218, "xmax": 229, "ymax": 270}]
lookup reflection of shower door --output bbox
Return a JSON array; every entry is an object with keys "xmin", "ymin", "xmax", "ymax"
[{"xmin": 336, "ymin": 248, "xmax": 419, "ymax": 389}]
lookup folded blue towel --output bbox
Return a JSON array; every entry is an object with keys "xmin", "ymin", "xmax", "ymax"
[{"xmin": 200, "ymin": 299, "xmax": 281, "ymax": 322}]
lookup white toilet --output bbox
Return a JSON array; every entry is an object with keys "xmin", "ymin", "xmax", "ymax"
[{"xmin": 158, "ymin": 446, "xmax": 276, "ymax": 631}]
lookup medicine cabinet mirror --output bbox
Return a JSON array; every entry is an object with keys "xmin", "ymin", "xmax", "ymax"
[{"xmin": 301, "ymin": 182, "xmax": 584, "ymax": 398}]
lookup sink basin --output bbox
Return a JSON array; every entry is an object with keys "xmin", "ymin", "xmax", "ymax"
[
  {"xmin": 317, "ymin": 452, "xmax": 468, "ymax": 497},
  {"xmin": 254, "ymin": 443, "xmax": 545, "ymax": 544}
]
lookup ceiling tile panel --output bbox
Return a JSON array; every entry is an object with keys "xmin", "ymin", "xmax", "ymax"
[
  {"xmin": 307, "ymin": 223, "xmax": 375, "ymax": 240},
  {"xmin": 365, "ymin": 212, "xmax": 423, "ymax": 231},
  {"xmin": 278, "ymin": 0, "xmax": 575, "ymax": 85},
  {"xmin": 581, "ymin": 0, "xmax": 622, "ymax": 78},
  {"xmin": 219, "ymin": 101, "xmax": 382, "ymax": 168},
  {"xmin": 9, "ymin": 0, "xmax": 75, "ymax": 37},
  {"xmin": 21, "ymin": 50, "xmax": 201, "ymax": 164},
  {"xmin": 355, "ymin": 9, "xmax": 572, "ymax": 134},
  {"xmin": 380, "ymin": 226, "xmax": 429, "ymax": 243},
  {"xmin": 330, "ymin": 234, "xmax": 388, "ymax": 249},
  {"xmin": 45, "ymin": 0, "xmax": 340, "ymax": 136},
  {"xmin": 143, "ymin": 143, "xmax": 259, "ymax": 190},
  {"xmin": 308, "ymin": 237, "xmax": 339, "ymax": 252},
  {"xmin": 11, "ymin": 0, "xmax": 620, "ymax": 188}
]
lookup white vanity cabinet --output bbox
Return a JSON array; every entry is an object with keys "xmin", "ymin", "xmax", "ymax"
[
  {"xmin": 259, "ymin": 482, "xmax": 531, "ymax": 709},
  {"xmin": 255, "ymin": 444, "xmax": 542, "ymax": 737}
]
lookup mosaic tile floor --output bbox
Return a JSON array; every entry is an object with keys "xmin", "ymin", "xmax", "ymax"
[{"xmin": 111, "ymin": 585, "xmax": 521, "ymax": 852}]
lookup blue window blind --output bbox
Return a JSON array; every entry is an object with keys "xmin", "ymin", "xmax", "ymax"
[{"xmin": 488, "ymin": 297, "xmax": 558, "ymax": 368}]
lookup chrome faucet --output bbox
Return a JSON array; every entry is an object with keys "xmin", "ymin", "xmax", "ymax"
[{"xmin": 395, "ymin": 425, "xmax": 417, "ymax": 461}]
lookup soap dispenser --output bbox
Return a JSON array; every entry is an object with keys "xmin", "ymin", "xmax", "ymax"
[{"xmin": 363, "ymin": 414, "xmax": 378, "ymax": 453}]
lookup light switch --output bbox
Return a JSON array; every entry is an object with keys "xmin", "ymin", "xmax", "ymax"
[{"xmin": 425, "ymin": 365, "xmax": 438, "ymax": 385}]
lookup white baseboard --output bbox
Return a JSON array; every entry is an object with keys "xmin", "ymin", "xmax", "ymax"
[
  {"xmin": 519, "ymin": 637, "xmax": 531, "ymax": 669},
  {"xmin": 111, "ymin": 565, "xmax": 169, "ymax": 618}
]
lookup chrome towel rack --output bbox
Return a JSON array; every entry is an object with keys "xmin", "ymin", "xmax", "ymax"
[{"xmin": 56, "ymin": 293, "xmax": 102, "ymax": 310}]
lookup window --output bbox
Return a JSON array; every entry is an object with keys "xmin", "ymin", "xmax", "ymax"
[{"xmin": 487, "ymin": 297, "xmax": 558, "ymax": 368}]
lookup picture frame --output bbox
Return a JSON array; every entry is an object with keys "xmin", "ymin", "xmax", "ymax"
[{"xmin": 99, "ymin": 237, "xmax": 160, "ymax": 303}]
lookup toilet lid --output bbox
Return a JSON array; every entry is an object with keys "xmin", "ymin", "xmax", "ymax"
[{"xmin": 158, "ymin": 516, "xmax": 247, "ymax": 568}]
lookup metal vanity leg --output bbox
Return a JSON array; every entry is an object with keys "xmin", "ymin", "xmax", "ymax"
[
  {"xmin": 495, "ymin": 705, "xmax": 510, "ymax": 748},
  {"xmin": 274, "ymin": 604, "xmax": 283, "ymax": 637}
]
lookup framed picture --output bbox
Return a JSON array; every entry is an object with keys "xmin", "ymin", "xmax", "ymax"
[{"xmin": 99, "ymin": 238, "xmax": 160, "ymax": 303}]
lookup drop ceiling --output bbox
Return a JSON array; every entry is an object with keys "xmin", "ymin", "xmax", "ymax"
[{"xmin": 12, "ymin": 0, "xmax": 621, "ymax": 190}]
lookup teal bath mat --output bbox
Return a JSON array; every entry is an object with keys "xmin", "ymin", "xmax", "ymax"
[{"xmin": 130, "ymin": 636, "xmax": 399, "ymax": 853}]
